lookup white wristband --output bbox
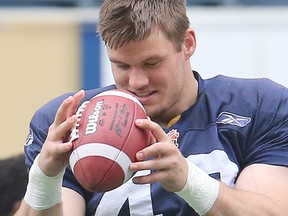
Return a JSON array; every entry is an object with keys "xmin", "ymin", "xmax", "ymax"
[
  {"xmin": 24, "ymin": 154, "xmax": 65, "ymax": 210},
  {"xmin": 176, "ymin": 158, "xmax": 220, "ymax": 215}
]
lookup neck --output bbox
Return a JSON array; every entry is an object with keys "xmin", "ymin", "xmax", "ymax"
[{"xmin": 153, "ymin": 72, "xmax": 198, "ymax": 128}]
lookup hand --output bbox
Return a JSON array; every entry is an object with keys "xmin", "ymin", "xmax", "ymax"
[
  {"xmin": 130, "ymin": 118, "xmax": 188, "ymax": 192},
  {"xmin": 37, "ymin": 90, "xmax": 85, "ymax": 177}
]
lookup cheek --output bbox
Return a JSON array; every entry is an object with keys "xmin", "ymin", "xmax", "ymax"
[
  {"xmin": 161, "ymin": 62, "xmax": 183, "ymax": 83},
  {"xmin": 112, "ymin": 70, "xmax": 127, "ymax": 86}
]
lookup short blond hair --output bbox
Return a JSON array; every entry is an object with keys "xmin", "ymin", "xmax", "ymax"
[{"xmin": 98, "ymin": 0, "xmax": 189, "ymax": 52}]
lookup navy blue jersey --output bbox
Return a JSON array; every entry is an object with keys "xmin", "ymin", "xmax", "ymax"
[{"xmin": 24, "ymin": 72, "xmax": 288, "ymax": 216}]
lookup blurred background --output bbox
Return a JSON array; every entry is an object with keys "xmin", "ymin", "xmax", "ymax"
[{"xmin": 1, "ymin": 0, "xmax": 288, "ymax": 158}]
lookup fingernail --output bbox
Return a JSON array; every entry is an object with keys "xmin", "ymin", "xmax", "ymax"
[
  {"xmin": 65, "ymin": 96, "xmax": 72, "ymax": 103},
  {"xmin": 130, "ymin": 164, "xmax": 137, "ymax": 170},
  {"xmin": 135, "ymin": 119, "xmax": 142, "ymax": 125},
  {"xmin": 77, "ymin": 89, "xmax": 84, "ymax": 95},
  {"xmin": 136, "ymin": 152, "xmax": 144, "ymax": 160},
  {"xmin": 68, "ymin": 115, "xmax": 76, "ymax": 122}
]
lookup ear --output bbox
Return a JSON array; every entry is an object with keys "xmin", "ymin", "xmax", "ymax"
[{"xmin": 183, "ymin": 28, "xmax": 197, "ymax": 60}]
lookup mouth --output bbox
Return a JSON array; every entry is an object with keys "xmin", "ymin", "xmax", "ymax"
[
  {"xmin": 134, "ymin": 92, "xmax": 153, "ymax": 97},
  {"xmin": 128, "ymin": 91, "xmax": 156, "ymax": 103}
]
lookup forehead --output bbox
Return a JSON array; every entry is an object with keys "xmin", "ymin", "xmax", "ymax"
[{"xmin": 107, "ymin": 30, "xmax": 176, "ymax": 63}]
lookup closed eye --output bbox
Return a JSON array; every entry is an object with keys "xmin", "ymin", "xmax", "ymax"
[
  {"xmin": 145, "ymin": 61, "xmax": 160, "ymax": 68},
  {"xmin": 117, "ymin": 64, "xmax": 130, "ymax": 70}
]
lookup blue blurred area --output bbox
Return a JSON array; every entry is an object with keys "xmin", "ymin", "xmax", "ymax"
[
  {"xmin": 81, "ymin": 23, "xmax": 101, "ymax": 90},
  {"xmin": 1, "ymin": 0, "xmax": 288, "ymax": 7}
]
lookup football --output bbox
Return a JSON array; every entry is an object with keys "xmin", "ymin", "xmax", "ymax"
[{"xmin": 69, "ymin": 89, "xmax": 150, "ymax": 192}]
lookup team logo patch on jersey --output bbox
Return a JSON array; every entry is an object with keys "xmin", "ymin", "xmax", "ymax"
[
  {"xmin": 24, "ymin": 129, "xmax": 34, "ymax": 146},
  {"xmin": 216, "ymin": 112, "xmax": 251, "ymax": 127},
  {"xmin": 167, "ymin": 129, "xmax": 179, "ymax": 147}
]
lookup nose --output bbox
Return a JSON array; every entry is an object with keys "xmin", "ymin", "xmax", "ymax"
[{"xmin": 128, "ymin": 68, "xmax": 149, "ymax": 89}]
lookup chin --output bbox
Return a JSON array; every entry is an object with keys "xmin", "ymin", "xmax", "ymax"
[
  {"xmin": 145, "ymin": 107, "xmax": 161, "ymax": 120},
  {"xmin": 143, "ymin": 105, "xmax": 153, "ymax": 117}
]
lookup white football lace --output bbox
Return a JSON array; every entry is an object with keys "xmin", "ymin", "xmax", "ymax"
[{"xmin": 70, "ymin": 100, "xmax": 90, "ymax": 142}]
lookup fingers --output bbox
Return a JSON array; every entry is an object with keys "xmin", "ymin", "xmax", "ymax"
[
  {"xmin": 39, "ymin": 129, "xmax": 75, "ymax": 176},
  {"xmin": 131, "ymin": 145, "xmax": 187, "ymax": 192},
  {"xmin": 132, "ymin": 118, "xmax": 188, "ymax": 191},
  {"xmin": 53, "ymin": 90, "xmax": 85, "ymax": 127},
  {"xmin": 43, "ymin": 115, "xmax": 78, "ymax": 158},
  {"xmin": 38, "ymin": 90, "xmax": 85, "ymax": 176},
  {"xmin": 51, "ymin": 115, "xmax": 78, "ymax": 142},
  {"xmin": 53, "ymin": 96, "xmax": 72, "ymax": 127},
  {"xmin": 131, "ymin": 142, "xmax": 180, "ymax": 170},
  {"xmin": 131, "ymin": 143, "xmax": 175, "ymax": 167},
  {"xmin": 132, "ymin": 169, "xmax": 172, "ymax": 185},
  {"xmin": 132, "ymin": 118, "xmax": 180, "ymax": 170},
  {"xmin": 135, "ymin": 118, "xmax": 171, "ymax": 143},
  {"xmin": 67, "ymin": 89, "xmax": 85, "ymax": 116},
  {"xmin": 134, "ymin": 118, "xmax": 174, "ymax": 160},
  {"xmin": 49, "ymin": 90, "xmax": 85, "ymax": 139}
]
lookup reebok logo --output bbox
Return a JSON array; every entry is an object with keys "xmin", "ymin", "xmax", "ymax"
[{"xmin": 216, "ymin": 112, "xmax": 251, "ymax": 127}]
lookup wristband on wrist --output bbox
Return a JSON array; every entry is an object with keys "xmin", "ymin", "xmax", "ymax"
[
  {"xmin": 24, "ymin": 154, "xmax": 65, "ymax": 210},
  {"xmin": 175, "ymin": 158, "xmax": 220, "ymax": 215}
]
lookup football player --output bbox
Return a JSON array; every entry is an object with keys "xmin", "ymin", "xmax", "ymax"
[{"xmin": 16, "ymin": 0, "xmax": 288, "ymax": 215}]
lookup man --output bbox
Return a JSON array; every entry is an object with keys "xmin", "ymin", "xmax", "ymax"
[
  {"xmin": 0, "ymin": 154, "xmax": 28, "ymax": 216},
  {"xmin": 15, "ymin": 0, "xmax": 288, "ymax": 215}
]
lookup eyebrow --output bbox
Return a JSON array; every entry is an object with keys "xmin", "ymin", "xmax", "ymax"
[
  {"xmin": 109, "ymin": 59, "xmax": 124, "ymax": 64},
  {"xmin": 109, "ymin": 55, "xmax": 163, "ymax": 64}
]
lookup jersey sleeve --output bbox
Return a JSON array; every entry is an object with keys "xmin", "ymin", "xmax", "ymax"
[
  {"xmin": 218, "ymin": 78, "xmax": 288, "ymax": 169},
  {"xmin": 246, "ymin": 95, "xmax": 288, "ymax": 167}
]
